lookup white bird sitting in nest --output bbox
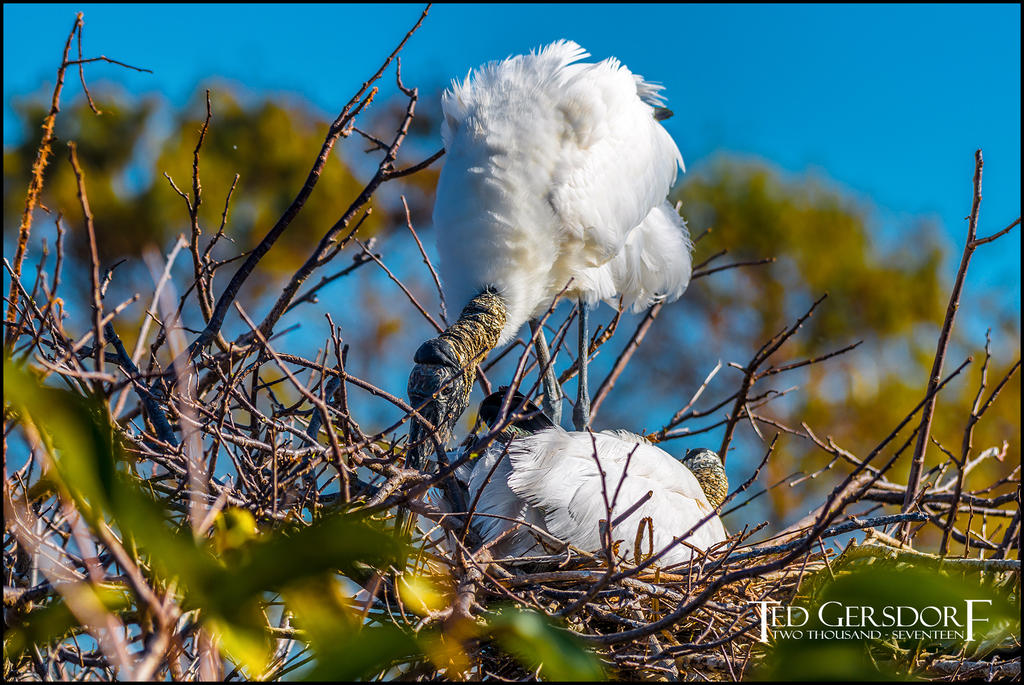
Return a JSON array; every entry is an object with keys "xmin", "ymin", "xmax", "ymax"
[
  {"xmin": 444, "ymin": 390, "xmax": 728, "ymax": 568},
  {"xmin": 406, "ymin": 40, "xmax": 693, "ymax": 472}
]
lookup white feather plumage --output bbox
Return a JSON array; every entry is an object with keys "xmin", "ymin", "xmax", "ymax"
[
  {"xmin": 462, "ymin": 428, "xmax": 727, "ymax": 567},
  {"xmin": 433, "ymin": 40, "xmax": 691, "ymax": 344}
]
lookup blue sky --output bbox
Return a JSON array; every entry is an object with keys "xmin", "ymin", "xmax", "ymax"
[{"xmin": 4, "ymin": 3, "xmax": 1021, "ymax": 308}]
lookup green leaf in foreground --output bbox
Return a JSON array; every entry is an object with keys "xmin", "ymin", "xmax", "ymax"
[
  {"xmin": 489, "ymin": 608, "xmax": 605, "ymax": 681},
  {"xmin": 284, "ymin": 580, "xmax": 421, "ymax": 681}
]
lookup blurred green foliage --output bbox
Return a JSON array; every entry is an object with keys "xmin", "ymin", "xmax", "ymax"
[
  {"xmin": 489, "ymin": 608, "xmax": 605, "ymax": 681},
  {"xmin": 3, "ymin": 85, "xmax": 438, "ymax": 319},
  {"xmin": 677, "ymin": 161, "xmax": 946, "ymax": 342},
  {"xmin": 3, "ymin": 83, "xmax": 444, "ymax": 372}
]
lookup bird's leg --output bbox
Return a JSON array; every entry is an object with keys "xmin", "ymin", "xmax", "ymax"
[
  {"xmin": 529, "ymin": 319, "xmax": 562, "ymax": 426},
  {"xmin": 573, "ymin": 298, "xmax": 591, "ymax": 431}
]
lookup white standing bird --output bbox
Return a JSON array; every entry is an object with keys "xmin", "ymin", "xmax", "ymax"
[
  {"xmin": 407, "ymin": 41, "xmax": 693, "ymax": 469},
  {"xmin": 454, "ymin": 391, "xmax": 728, "ymax": 567}
]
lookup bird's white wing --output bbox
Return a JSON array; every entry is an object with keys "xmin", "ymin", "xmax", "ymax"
[
  {"xmin": 544, "ymin": 56, "xmax": 684, "ymax": 275},
  {"xmin": 507, "ymin": 428, "xmax": 726, "ymax": 566},
  {"xmin": 575, "ymin": 201, "xmax": 693, "ymax": 311},
  {"xmin": 440, "ymin": 40, "xmax": 591, "ymax": 150},
  {"xmin": 464, "ymin": 444, "xmax": 547, "ymax": 557}
]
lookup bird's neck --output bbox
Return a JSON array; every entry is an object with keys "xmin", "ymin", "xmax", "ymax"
[
  {"xmin": 440, "ymin": 289, "xmax": 507, "ymax": 374},
  {"xmin": 408, "ymin": 290, "xmax": 507, "ymax": 458},
  {"xmin": 691, "ymin": 466, "xmax": 728, "ymax": 509}
]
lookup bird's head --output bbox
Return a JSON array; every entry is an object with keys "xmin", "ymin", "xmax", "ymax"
[
  {"xmin": 478, "ymin": 387, "xmax": 555, "ymax": 441},
  {"xmin": 406, "ymin": 337, "xmax": 477, "ymax": 470},
  {"xmin": 405, "ymin": 289, "xmax": 507, "ymax": 471},
  {"xmin": 681, "ymin": 448, "xmax": 728, "ymax": 509}
]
